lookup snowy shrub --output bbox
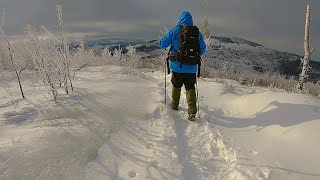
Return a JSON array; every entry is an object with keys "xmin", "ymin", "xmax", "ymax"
[
  {"xmin": 126, "ymin": 45, "xmax": 141, "ymax": 69},
  {"xmin": 303, "ymin": 82, "xmax": 320, "ymax": 98},
  {"xmin": 199, "ymin": 64, "xmax": 320, "ymax": 98},
  {"xmin": 25, "ymin": 25, "xmax": 60, "ymax": 101},
  {"xmin": 239, "ymin": 77, "xmax": 249, "ymax": 85},
  {"xmin": 101, "ymin": 48, "xmax": 114, "ymax": 64},
  {"xmin": 70, "ymin": 49, "xmax": 95, "ymax": 79}
]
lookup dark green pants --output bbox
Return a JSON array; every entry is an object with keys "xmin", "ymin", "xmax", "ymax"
[{"xmin": 171, "ymin": 72, "xmax": 197, "ymax": 114}]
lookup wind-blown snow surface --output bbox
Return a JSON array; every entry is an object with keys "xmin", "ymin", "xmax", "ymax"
[{"xmin": 1, "ymin": 66, "xmax": 320, "ymax": 180}]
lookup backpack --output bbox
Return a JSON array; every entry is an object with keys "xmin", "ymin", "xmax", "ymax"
[
  {"xmin": 166, "ymin": 25, "xmax": 202, "ymax": 77},
  {"xmin": 170, "ymin": 25, "xmax": 201, "ymax": 67}
]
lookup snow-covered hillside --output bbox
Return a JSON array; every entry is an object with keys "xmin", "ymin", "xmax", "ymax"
[
  {"xmin": 1, "ymin": 66, "xmax": 320, "ymax": 180},
  {"xmin": 201, "ymin": 36, "xmax": 320, "ymax": 81}
]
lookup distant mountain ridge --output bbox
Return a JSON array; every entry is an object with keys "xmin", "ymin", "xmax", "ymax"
[
  {"xmin": 138, "ymin": 36, "xmax": 320, "ymax": 82},
  {"xmin": 70, "ymin": 38, "xmax": 144, "ymax": 50}
]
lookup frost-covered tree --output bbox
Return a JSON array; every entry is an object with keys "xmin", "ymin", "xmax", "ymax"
[
  {"xmin": 56, "ymin": 3, "xmax": 73, "ymax": 93},
  {"xmin": 201, "ymin": 0, "xmax": 212, "ymax": 77},
  {"xmin": 0, "ymin": 35, "xmax": 10, "ymax": 70},
  {"xmin": 202, "ymin": 0, "xmax": 210, "ymax": 39},
  {"xmin": 113, "ymin": 45, "xmax": 123, "ymax": 61}
]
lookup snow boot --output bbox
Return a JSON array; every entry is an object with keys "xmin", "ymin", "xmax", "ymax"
[
  {"xmin": 171, "ymin": 86, "xmax": 181, "ymax": 110},
  {"xmin": 188, "ymin": 113, "xmax": 196, "ymax": 121},
  {"xmin": 171, "ymin": 103, "xmax": 179, "ymax": 111}
]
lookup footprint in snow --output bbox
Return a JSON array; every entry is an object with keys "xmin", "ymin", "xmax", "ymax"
[
  {"xmin": 128, "ymin": 171, "xmax": 137, "ymax": 178},
  {"xmin": 146, "ymin": 143, "xmax": 153, "ymax": 149},
  {"xmin": 149, "ymin": 160, "xmax": 159, "ymax": 168}
]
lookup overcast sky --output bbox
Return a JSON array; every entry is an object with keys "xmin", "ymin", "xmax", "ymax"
[{"xmin": 0, "ymin": 0, "xmax": 319, "ymax": 59}]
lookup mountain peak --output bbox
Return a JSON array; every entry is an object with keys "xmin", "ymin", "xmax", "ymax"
[{"xmin": 212, "ymin": 36, "xmax": 263, "ymax": 47}]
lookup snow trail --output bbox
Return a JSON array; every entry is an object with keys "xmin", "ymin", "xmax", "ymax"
[
  {"xmin": 81, "ymin": 67, "xmax": 243, "ymax": 179},
  {"xmin": 82, "ymin": 67, "xmax": 182, "ymax": 180}
]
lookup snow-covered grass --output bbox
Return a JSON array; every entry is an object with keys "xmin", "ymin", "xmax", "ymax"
[
  {"xmin": 200, "ymin": 66, "xmax": 320, "ymax": 98},
  {"xmin": 1, "ymin": 65, "xmax": 320, "ymax": 179}
]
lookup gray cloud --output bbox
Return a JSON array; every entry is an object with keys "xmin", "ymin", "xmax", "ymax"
[{"xmin": 0, "ymin": 0, "xmax": 319, "ymax": 58}]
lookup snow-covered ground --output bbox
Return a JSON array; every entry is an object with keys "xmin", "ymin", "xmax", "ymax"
[{"xmin": 1, "ymin": 66, "xmax": 320, "ymax": 180}]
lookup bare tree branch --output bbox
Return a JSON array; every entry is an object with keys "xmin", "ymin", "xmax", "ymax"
[
  {"xmin": 0, "ymin": 8, "xmax": 27, "ymax": 99},
  {"xmin": 19, "ymin": 63, "xmax": 28, "ymax": 74},
  {"xmin": 0, "ymin": 8, "xmax": 5, "ymax": 30}
]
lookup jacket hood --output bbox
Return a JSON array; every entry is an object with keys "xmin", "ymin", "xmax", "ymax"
[{"xmin": 177, "ymin": 11, "xmax": 193, "ymax": 26}]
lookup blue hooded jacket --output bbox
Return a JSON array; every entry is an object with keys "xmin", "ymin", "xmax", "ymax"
[{"xmin": 159, "ymin": 11, "xmax": 206, "ymax": 73}]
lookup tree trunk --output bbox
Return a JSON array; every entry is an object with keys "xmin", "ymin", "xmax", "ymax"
[
  {"xmin": 298, "ymin": 5, "xmax": 314, "ymax": 90},
  {"xmin": 57, "ymin": 4, "xmax": 70, "ymax": 94}
]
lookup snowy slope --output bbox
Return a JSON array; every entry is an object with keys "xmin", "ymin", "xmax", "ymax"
[{"xmin": 1, "ymin": 66, "xmax": 320, "ymax": 180}]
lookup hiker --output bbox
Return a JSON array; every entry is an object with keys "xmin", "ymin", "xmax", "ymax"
[{"xmin": 159, "ymin": 11, "xmax": 206, "ymax": 121}]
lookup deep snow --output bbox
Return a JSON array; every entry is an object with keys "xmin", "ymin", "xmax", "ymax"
[{"xmin": 1, "ymin": 66, "xmax": 320, "ymax": 180}]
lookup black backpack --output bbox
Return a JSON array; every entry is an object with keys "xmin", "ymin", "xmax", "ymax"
[
  {"xmin": 166, "ymin": 25, "xmax": 202, "ymax": 77},
  {"xmin": 170, "ymin": 25, "xmax": 201, "ymax": 66}
]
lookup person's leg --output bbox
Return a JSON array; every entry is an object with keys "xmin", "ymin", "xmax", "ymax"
[
  {"xmin": 183, "ymin": 73, "xmax": 197, "ymax": 115},
  {"xmin": 171, "ymin": 72, "xmax": 183, "ymax": 110}
]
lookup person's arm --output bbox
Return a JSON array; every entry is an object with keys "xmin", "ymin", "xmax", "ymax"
[
  {"xmin": 159, "ymin": 30, "xmax": 172, "ymax": 49},
  {"xmin": 198, "ymin": 32, "xmax": 207, "ymax": 56}
]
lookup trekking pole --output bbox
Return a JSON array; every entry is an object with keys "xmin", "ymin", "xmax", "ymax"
[
  {"xmin": 196, "ymin": 60, "xmax": 201, "ymax": 117},
  {"xmin": 164, "ymin": 47, "xmax": 172, "ymax": 106},
  {"xmin": 164, "ymin": 59, "xmax": 167, "ymax": 105},
  {"xmin": 196, "ymin": 78, "xmax": 200, "ymax": 118}
]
